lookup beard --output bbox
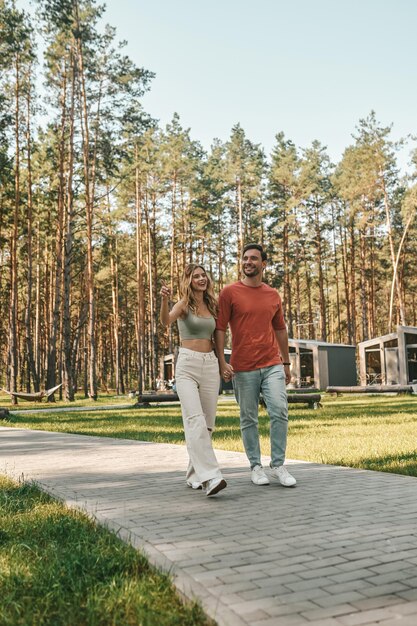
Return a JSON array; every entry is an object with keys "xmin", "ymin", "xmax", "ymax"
[{"xmin": 243, "ymin": 265, "xmax": 260, "ymax": 277}]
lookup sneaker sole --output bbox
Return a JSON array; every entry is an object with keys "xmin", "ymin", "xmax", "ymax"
[
  {"xmin": 186, "ymin": 483, "xmax": 203, "ymax": 490},
  {"xmin": 271, "ymin": 476, "xmax": 296, "ymax": 487},
  {"xmin": 251, "ymin": 480, "xmax": 270, "ymax": 486},
  {"xmin": 206, "ymin": 479, "xmax": 227, "ymax": 496}
]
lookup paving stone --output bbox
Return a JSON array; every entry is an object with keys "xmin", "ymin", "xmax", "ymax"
[
  {"xmin": 336, "ymin": 558, "xmax": 382, "ymax": 572},
  {"xmin": 304, "ymin": 620, "xmax": 348, "ymax": 626},
  {"xmin": 300, "ymin": 603, "xmax": 359, "ymax": 621},
  {"xmin": 324, "ymin": 580, "xmax": 371, "ymax": 594},
  {"xmin": 360, "ymin": 582, "xmax": 410, "ymax": 597},
  {"xmin": 286, "ymin": 577, "xmax": 336, "ymax": 592},
  {"xmin": 350, "ymin": 595, "xmax": 406, "ymax": 611},
  {"xmin": 329, "ymin": 569, "xmax": 377, "ymax": 584},
  {"xmin": 385, "ymin": 600, "xmax": 417, "ymax": 615},
  {"xmin": 398, "ymin": 588, "xmax": 417, "ymax": 601},
  {"xmin": 251, "ymin": 615, "xmax": 309, "ymax": 626},
  {"xmin": 365, "ymin": 570, "xmax": 414, "ymax": 586},
  {"xmin": 368, "ymin": 561, "xmax": 417, "ymax": 575},
  {"xmin": 299, "ymin": 565, "xmax": 345, "ymax": 579},
  {"xmin": 368, "ymin": 617, "xmax": 417, "ymax": 626},
  {"xmin": 265, "ymin": 600, "xmax": 318, "ymax": 617},
  {"xmin": 314, "ymin": 591, "xmax": 366, "ymax": 608},
  {"xmin": 337, "ymin": 607, "xmax": 403, "ymax": 625}
]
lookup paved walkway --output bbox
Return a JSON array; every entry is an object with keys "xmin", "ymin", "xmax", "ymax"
[{"xmin": 2, "ymin": 426, "xmax": 417, "ymax": 626}]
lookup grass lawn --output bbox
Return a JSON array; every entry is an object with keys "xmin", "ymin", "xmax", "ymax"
[
  {"xmin": 0, "ymin": 475, "xmax": 212, "ymax": 626},
  {"xmin": 3, "ymin": 393, "xmax": 417, "ymax": 477}
]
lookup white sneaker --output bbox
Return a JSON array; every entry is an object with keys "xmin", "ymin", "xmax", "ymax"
[
  {"xmin": 205, "ymin": 477, "xmax": 227, "ymax": 496},
  {"xmin": 251, "ymin": 465, "xmax": 270, "ymax": 486},
  {"xmin": 186, "ymin": 481, "xmax": 202, "ymax": 490},
  {"xmin": 270, "ymin": 465, "xmax": 296, "ymax": 487}
]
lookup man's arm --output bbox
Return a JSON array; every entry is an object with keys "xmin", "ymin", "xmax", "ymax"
[
  {"xmin": 214, "ymin": 330, "xmax": 234, "ymax": 380},
  {"xmin": 275, "ymin": 327, "xmax": 291, "ymax": 385},
  {"xmin": 215, "ymin": 288, "xmax": 234, "ymax": 381}
]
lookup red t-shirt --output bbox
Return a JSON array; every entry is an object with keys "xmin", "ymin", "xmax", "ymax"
[{"xmin": 216, "ymin": 281, "xmax": 286, "ymax": 371}]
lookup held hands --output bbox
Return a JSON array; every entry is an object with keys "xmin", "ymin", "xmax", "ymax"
[{"xmin": 221, "ymin": 362, "xmax": 234, "ymax": 382}]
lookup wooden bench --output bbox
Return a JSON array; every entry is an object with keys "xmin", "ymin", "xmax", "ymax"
[
  {"xmin": 136, "ymin": 392, "xmax": 321, "ymax": 409},
  {"xmin": 287, "ymin": 394, "xmax": 321, "ymax": 409},
  {"xmin": 327, "ymin": 385, "xmax": 414, "ymax": 395}
]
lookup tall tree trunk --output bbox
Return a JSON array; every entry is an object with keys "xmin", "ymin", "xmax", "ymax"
[
  {"xmin": 283, "ymin": 220, "xmax": 293, "ymax": 337},
  {"xmin": 236, "ymin": 176, "xmax": 243, "ymax": 277},
  {"xmin": 46, "ymin": 61, "xmax": 67, "ymax": 400},
  {"xmin": 108, "ymin": 190, "xmax": 122, "ymax": 394},
  {"xmin": 62, "ymin": 56, "xmax": 76, "ymax": 400},
  {"xmin": 24, "ymin": 70, "xmax": 40, "ymax": 391},
  {"xmin": 388, "ymin": 208, "xmax": 415, "ymax": 331},
  {"xmin": 339, "ymin": 217, "xmax": 352, "ymax": 344},
  {"xmin": 314, "ymin": 203, "xmax": 326, "ymax": 341},
  {"xmin": 76, "ymin": 10, "xmax": 97, "ymax": 399},
  {"xmin": 144, "ymin": 201, "xmax": 156, "ymax": 387},
  {"xmin": 169, "ymin": 174, "xmax": 177, "ymax": 353},
  {"xmin": 382, "ymin": 178, "xmax": 405, "ymax": 331},
  {"xmin": 34, "ymin": 220, "xmax": 41, "ymax": 382},
  {"xmin": 135, "ymin": 147, "xmax": 144, "ymax": 394},
  {"xmin": 359, "ymin": 229, "xmax": 368, "ymax": 341},
  {"xmin": 301, "ymin": 238, "xmax": 314, "ymax": 340},
  {"xmin": 9, "ymin": 54, "xmax": 20, "ymax": 404},
  {"xmin": 331, "ymin": 204, "xmax": 342, "ymax": 343},
  {"xmin": 349, "ymin": 220, "xmax": 357, "ymax": 344}
]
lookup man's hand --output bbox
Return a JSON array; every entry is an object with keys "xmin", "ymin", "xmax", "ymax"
[{"xmin": 284, "ymin": 364, "xmax": 291, "ymax": 385}]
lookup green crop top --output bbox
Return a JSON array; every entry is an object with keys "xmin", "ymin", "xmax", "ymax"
[{"xmin": 177, "ymin": 310, "xmax": 216, "ymax": 340}]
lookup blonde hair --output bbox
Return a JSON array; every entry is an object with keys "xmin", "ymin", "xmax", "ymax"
[{"xmin": 179, "ymin": 264, "xmax": 218, "ymax": 318}]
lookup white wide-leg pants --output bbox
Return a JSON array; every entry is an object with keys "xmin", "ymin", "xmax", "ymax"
[{"xmin": 175, "ymin": 348, "xmax": 223, "ymax": 484}]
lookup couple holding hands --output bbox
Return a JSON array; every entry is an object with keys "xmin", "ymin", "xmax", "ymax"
[{"xmin": 160, "ymin": 243, "xmax": 296, "ymax": 497}]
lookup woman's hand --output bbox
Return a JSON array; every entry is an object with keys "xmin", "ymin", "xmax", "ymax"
[
  {"xmin": 160, "ymin": 285, "xmax": 172, "ymax": 326},
  {"xmin": 160, "ymin": 285, "xmax": 171, "ymax": 299}
]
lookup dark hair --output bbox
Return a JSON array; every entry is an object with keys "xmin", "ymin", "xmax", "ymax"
[{"xmin": 242, "ymin": 243, "xmax": 267, "ymax": 262}]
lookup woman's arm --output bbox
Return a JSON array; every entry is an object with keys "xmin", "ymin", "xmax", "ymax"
[{"xmin": 160, "ymin": 286, "xmax": 186, "ymax": 326}]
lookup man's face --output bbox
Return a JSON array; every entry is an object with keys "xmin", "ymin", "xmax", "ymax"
[{"xmin": 242, "ymin": 249, "xmax": 265, "ymax": 277}]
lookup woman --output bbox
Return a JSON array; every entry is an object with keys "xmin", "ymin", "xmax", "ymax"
[{"xmin": 160, "ymin": 264, "xmax": 227, "ymax": 496}]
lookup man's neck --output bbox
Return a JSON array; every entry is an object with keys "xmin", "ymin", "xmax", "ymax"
[{"xmin": 241, "ymin": 276, "xmax": 263, "ymax": 288}]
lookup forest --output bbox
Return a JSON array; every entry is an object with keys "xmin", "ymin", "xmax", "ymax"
[{"xmin": 1, "ymin": 0, "xmax": 416, "ymax": 401}]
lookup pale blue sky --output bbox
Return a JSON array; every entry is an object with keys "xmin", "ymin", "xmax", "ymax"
[{"xmin": 21, "ymin": 0, "xmax": 417, "ymax": 168}]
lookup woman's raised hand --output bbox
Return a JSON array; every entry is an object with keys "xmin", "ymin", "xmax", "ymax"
[{"xmin": 160, "ymin": 285, "xmax": 171, "ymax": 299}]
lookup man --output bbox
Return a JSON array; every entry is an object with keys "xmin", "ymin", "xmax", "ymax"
[{"xmin": 214, "ymin": 243, "xmax": 296, "ymax": 487}]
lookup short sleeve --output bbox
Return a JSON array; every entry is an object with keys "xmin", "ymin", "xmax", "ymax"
[
  {"xmin": 215, "ymin": 287, "xmax": 232, "ymax": 331},
  {"xmin": 272, "ymin": 292, "xmax": 286, "ymax": 330}
]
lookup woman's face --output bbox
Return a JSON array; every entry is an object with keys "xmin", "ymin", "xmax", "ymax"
[{"xmin": 191, "ymin": 267, "xmax": 208, "ymax": 292}]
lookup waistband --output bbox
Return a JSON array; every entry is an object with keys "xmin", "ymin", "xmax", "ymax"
[{"xmin": 178, "ymin": 347, "xmax": 218, "ymax": 360}]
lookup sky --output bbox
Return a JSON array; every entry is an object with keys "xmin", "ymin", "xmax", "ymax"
[{"xmin": 20, "ymin": 0, "xmax": 417, "ymax": 170}]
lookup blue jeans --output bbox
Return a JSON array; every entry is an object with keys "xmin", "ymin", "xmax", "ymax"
[{"xmin": 233, "ymin": 364, "xmax": 288, "ymax": 468}]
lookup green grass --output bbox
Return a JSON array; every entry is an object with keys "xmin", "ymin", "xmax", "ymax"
[
  {"xmin": 4, "ymin": 394, "xmax": 417, "ymax": 477},
  {"xmin": 0, "ymin": 475, "xmax": 213, "ymax": 626}
]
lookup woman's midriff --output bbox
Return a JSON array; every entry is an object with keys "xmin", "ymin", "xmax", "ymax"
[{"xmin": 180, "ymin": 339, "xmax": 214, "ymax": 353}]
